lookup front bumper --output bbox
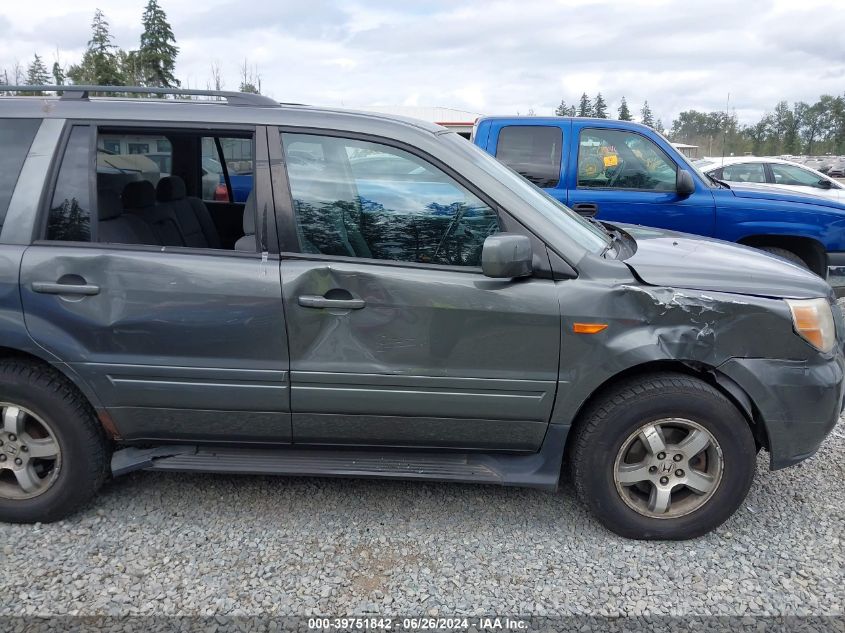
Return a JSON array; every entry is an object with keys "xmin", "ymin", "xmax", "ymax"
[{"xmin": 718, "ymin": 352, "xmax": 845, "ymax": 470}]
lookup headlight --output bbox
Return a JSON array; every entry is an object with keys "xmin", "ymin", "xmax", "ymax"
[{"xmin": 785, "ymin": 298, "xmax": 835, "ymax": 353}]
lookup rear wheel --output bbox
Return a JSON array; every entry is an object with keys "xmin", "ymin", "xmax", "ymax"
[
  {"xmin": 570, "ymin": 373, "xmax": 756, "ymax": 540},
  {"xmin": 0, "ymin": 360, "xmax": 109, "ymax": 523}
]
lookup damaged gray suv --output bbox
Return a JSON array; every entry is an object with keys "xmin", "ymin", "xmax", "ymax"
[{"xmin": 0, "ymin": 86, "xmax": 842, "ymax": 540}]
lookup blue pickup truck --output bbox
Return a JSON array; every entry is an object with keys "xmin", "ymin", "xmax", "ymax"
[{"xmin": 472, "ymin": 117, "xmax": 845, "ymax": 277}]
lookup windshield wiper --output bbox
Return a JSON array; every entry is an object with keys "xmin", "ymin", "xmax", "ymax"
[{"xmin": 706, "ymin": 172, "xmax": 731, "ymax": 189}]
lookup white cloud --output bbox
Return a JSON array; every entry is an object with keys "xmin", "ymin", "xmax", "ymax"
[{"xmin": 1, "ymin": 0, "xmax": 843, "ymax": 124}]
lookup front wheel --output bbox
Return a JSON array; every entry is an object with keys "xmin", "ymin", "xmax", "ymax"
[
  {"xmin": 758, "ymin": 246, "xmax": 809, "ymax": 270},
  {"xmin": 569, "ymin": 373, "xmax": 756, "ymax": 540}
]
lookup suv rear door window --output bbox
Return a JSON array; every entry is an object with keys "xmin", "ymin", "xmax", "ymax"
[
  {"xmin": 282, "ymin": 133, "xmax": 499, "ymax": 267},
  {"xmin": 495, "ymin": 125, "xmax": 562, "ymax": 188},
  {"xmin": 46, "ymin": 126, "xmax": 92, "ymax": 242},
  {"xmin": 0, "ymin": 118, "xmax": 41, "ymax": 228}
]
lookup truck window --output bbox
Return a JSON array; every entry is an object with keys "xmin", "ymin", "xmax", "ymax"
[
  {"xmin": 495, "ymin": 126, "xmax": 562, "ymax": 188},
  {"xmin": 0, "ymin": 118, "xmax": 41, "ymax": 228},
  {"xmin": 578, "ymin": 129, "xmax": 676, "ymax": 191}
]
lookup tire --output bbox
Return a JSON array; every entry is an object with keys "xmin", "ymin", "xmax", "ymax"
[
  {"xmin": 0, "ymin": 359, "xmax": 109, "ymax": 523},
  {"xmin": 759, "ymin": 246, "xmax": 809, "ymax": 270},
  {"xmin": 569, "ymin": 372, "xmax": 756, "ymax": 540}
]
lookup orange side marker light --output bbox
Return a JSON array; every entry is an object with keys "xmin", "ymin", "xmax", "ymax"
[{"xmin": 573, "ymin": 323, "xmax": 608, "ymax": 334}]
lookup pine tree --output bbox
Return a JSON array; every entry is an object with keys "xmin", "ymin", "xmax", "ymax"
[
  {"xmin": 52, "ymin": 61, "xmax": 65, "ymax": 85},
  {"xmin": 617, "ymin": 96, "xmax": 632, "ymax": 121},
  {"xmin": 25, "ymin": 54, "xmax": 50, "ymax": 86},
  {"xmin": 118, "ymin": 50, "xmax": 144, "ymax": 86},
  {"xmin": 139, "ymin": 0, "xmax": 180, "ymax": 89},
  {"xmin": 577, "ymin": 92, "xmax": 592, "ymax": 117},
  {"xmin": 655, "ymin": 118, "xmax": 665, "ymax": 134},
  {"xmin": 555, "ymin": 99, "xmax": 568, "ymax": 116},
  {"xmin": 640, "ymin": 100, "xmax": 655, "ymax": 127},
  {"xmin": 592, "ymin": 92, "xmax": 608, "ymax": 118},
  {"xmin": 67, "ymin": 10, "xmax": 125, "ymax": 86}
]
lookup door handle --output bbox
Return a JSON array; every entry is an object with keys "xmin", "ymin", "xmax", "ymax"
[
  {"xmin": 298, "ymin": 295, "xmax": 366, "ymax": 309},
  {"xmin": 572, "ymin": 202, "xmax": 599, "ymax": 217},
  {"xmin": 32, "ymin": 282, "xmax": 101, "ymax": 296}
]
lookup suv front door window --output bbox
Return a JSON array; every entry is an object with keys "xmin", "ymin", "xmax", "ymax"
[{"xmin": 283, "ymin": 133, "xmax": 499, "ymax": 267}]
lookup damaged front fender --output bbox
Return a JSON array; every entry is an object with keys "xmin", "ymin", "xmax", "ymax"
[{"xmin": 550, "ymin": 278, "xmax": 826, "ymax": 438}]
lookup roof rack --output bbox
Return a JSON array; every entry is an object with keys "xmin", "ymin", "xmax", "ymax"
[{"xmin": 0, "ymin": 85, "xmax": 279, "ymax": 107}]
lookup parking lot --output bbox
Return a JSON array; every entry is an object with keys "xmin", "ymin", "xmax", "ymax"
[{"xmin": 1, "ymin": 419, "xmax": 841, "ymax": 621}]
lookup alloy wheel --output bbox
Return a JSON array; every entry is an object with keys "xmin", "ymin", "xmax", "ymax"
[
  {"xmin": 0, "ymin": 403, "xmax": 62, "ymax": 500},
  {"xmin": 613, "ymin": 418, "xmax": 723, "ymax": 519}
]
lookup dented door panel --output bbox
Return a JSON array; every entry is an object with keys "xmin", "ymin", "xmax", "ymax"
[
  {"xmin": 19, "ymin": 246, "xmax": 292, "ymax": 442},
  {"xmin": 281, "ymin": 259, "xmax": 561, "ymax": 450}
]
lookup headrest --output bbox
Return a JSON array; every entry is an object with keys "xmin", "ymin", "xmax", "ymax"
[
  {"xmin": 98, "ymin": 189, "xmax": 123, "ymax": 221},
  {"xmin": 243, "ymin": 189, "xmax": 256, "ymax": 234},
  {"xmin": 122, "ymin": 180, "xmax": 157, "ymax": 210},
  {"xmin": 156, "ymin": 175, "xmax": 186, "ymax": 202}
]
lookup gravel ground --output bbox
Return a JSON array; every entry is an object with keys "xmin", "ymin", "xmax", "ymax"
[{"xmin": 0, "ymin": 419, "xmax": 842, "ymax": 623}]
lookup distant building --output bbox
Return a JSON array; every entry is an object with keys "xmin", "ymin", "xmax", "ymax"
[
  {"xmin": 356, "ymin": 106, "xmax": 482, "ymax": 138},
  {"xmin": 672, "ymin": 143, "xmax": 700, "ymax": 159}
]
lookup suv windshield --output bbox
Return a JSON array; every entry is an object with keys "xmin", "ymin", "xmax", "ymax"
[{"xmin": 443, "ymin": 134, "xmax": 610, "ymax": 253}]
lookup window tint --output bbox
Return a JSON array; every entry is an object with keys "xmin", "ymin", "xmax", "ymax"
[
  {"xmin": 770, "ymin": 164, "xmax": 827, "ymax": 188},
  {"xmin": 578, "ymin": 129, "xmax": 677, "ymax": 191},
  {"xmin": 201, "ymin": 137, "xmax": 254, "ymax": 202},
  {"xmin": 0, "ymin": 118, "xmax": 40, "ymax": 228},
  {"xmin": 720, "ymin": 162, "xmax": 766, "ymax": 183},
  {"xmin": 47, "ymin": 126, "xmax": 92, "ymax": 242},
  {"xmin": 282, "ymin": 133, "xmax": 499, "ymax": 266},
  {"xmin": 495, "ymin": 126, "xmax": 562, "ymax": 187}
]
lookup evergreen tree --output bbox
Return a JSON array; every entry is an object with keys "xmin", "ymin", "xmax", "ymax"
[
  {"xmin": 52, "ymin": 61, "xmax": 65, "ymax": 85},
  {"xmin": 592, "ymin": 92, "xmax": 608, "ymax": 118},
  {"xmin": 555, "ymin": 99, "xmax": 575, "ymax": 117},
  {"xmin": 577, "ymin": 92, "xmax": 592, "ymax": 117},
  {"xmin": 25, "ymin": 54, "xmax": 50, "ymax": 86},
  {"xmin": 139, "ymin": 0, "xmax": 180, "ymax": 89},
  {"xmin": 67, "ymin": 10, "xmax": 125, "ymax": 86},
  {"xmin": 118, "ymin": 49, "xmax": 144, "ymax": 86},
  {"xmin": 655, "ymin": 118, "xmax": 665, "ymax": 134},
  {"xmin": 640, "ymin": 100, "xmax": 655, "ymax": 127},
  {"xmin": 617, "ymin": 96, "xmax": 632, "ymax": 121}
]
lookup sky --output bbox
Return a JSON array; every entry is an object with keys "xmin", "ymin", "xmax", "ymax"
[{"xmin": 1, "ymin": 0, "xmax": 844, "ymax": 126}]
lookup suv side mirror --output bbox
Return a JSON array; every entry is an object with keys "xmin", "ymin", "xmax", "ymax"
[
  {"xmin": 481, "ymin": 234, "xmax": 533, "ymax": 279},
  {"xmin": 819, "ymin": 179, "xmax": 833, "ymax": 189},
  {"xmin": 676, "ymin": 169, "xmax": 695, "ymax": 197}
]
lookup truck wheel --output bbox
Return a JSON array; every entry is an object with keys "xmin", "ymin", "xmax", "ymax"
[
  {"xmin": 759, "ymin": 246, "xmax": 808, "ymax": 269},
  {"xmin": 0, "ymin": 359, "xmax": 109, "ymax": 523},
  {"xmin": 569, "ymin": 373, "xmax": 756, "ymax": 540}
]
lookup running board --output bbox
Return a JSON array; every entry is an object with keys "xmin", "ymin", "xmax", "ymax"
[{"xmin": 110, "ymin": 426, "xmax": 567, "ymax": 490}]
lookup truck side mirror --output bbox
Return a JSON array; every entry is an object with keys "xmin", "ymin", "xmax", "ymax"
[
  {"xmin": 676, "ymin": 169, "xmax": 695, "ymax": 197},
  {"xmin": 481, "ymin": 234, "xmax": 533, "ymax": 279}
]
